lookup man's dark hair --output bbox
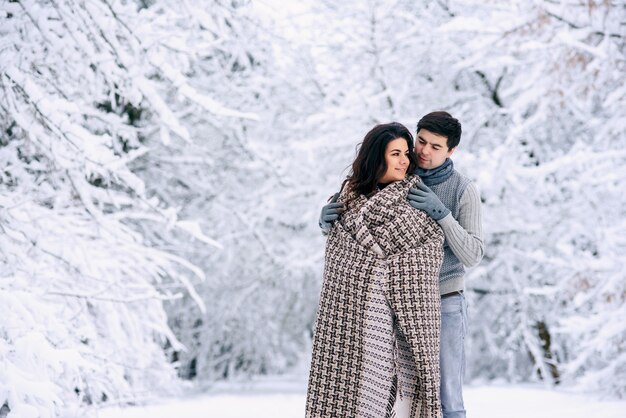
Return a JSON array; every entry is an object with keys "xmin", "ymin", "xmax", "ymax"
[{"xmin": 416, "ymin": 111, "xmax": 462, "ymax": 150}]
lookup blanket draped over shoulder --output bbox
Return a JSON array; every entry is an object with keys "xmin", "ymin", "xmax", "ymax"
[{"xmin": 306, "ymin": 175, "xmax": 444, "ymax": 418}]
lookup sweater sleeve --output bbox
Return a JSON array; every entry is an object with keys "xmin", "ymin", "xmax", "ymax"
[{"xmin": 437, "ymin": 182, "xmax": 484, "ymax": 267}]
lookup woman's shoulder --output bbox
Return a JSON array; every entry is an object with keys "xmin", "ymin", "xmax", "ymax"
[
  {"xmin": 337, "ymin": 180, "xmax": 354, "ymax": 202},
  {"xmin": 402, "ymin": 174, "xmax": 421, "ymax": 189}
]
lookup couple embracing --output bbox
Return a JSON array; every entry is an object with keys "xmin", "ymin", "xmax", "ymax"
[{"xmin": 306, "ymin": 111, "xmax": 484, "ymax": 418}]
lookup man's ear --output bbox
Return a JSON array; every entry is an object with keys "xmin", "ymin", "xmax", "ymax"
[{"xmin": 447, "ymin": 146, "xmax": 457, "ymax": 158}]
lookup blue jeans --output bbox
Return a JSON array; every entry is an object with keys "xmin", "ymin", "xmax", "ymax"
[{"xmin": 440, "ymin": 292, "xmax": 467, "ymax": 418}]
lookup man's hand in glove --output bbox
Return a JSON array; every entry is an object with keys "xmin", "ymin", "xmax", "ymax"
[{"xmin": 407, "ymin": 182, "xmax": 450, "ymax": 221}]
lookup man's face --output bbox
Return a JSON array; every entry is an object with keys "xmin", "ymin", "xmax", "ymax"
[{"xmin": 415, "ymin": 129, "xmax": 456, "ymax": 169}]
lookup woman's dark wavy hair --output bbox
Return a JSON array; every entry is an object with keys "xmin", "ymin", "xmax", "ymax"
[{"xmin": 342, "ymin": 122, "xmax": 417, "ymax": 198}]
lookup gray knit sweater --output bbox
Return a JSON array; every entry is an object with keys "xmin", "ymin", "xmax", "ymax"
[{"xmin": 430, "ymin": 169, "xmax": 484, "ymax": 295}]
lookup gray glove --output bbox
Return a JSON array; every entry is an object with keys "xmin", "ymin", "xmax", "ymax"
[
  {"xmin": 407, "ymin": 182, "xmax": 450, "ymax": 221},
  {"xmin": 319, "ymin": 193, "xmax": 345, "ymax": 232}
]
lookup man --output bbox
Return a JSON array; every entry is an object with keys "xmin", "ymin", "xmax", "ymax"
[{"xmin": 319, "ymin": 111, "xmax": 483, "ymax": 418}]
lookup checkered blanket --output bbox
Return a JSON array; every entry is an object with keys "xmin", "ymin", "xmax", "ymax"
[{"xmin": 306, "ymin": 175, "xmax": 444, "ymax": 418}]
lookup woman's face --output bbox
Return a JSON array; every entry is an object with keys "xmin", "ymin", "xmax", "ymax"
[{"xmin": 378, "ymin": 137, "xmax": 410, "ymax": 184}]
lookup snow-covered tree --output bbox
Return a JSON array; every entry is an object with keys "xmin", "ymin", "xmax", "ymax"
[
  {"xmin": 1, "ymin": 2, "xmax": 624, "ymax": 417},
  {"xmin": 257, "ymin": 0, "xmax": 626, "ymax": 397},
  {"xmin": 0, "ymin": 0, "xmax": 255, "ymax": 414},
  {"xmin": 435, "ymin": 0, "xmax": 626, "ymax": 395},
  {"xmin": 135, "ymin": 1, "xmax": 327, "ymax": 380}
]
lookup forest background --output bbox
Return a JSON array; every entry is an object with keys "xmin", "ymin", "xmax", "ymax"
[{"xmin": 0, "ymin": 0, "xmax": 624, "ymax": 416}]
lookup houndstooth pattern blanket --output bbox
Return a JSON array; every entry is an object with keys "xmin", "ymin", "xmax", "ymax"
[{"xmin": 306, "ymin": 175, "xmax": 444, "ymax": 418}]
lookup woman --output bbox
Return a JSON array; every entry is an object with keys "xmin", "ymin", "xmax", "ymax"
[{"xmin": 306, "ymin": 122, "xmax": 444, "ymax": 418}]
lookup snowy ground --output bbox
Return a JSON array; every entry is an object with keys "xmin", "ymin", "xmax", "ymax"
[{"xmin": 98, "ymin": 375, "xmax": 626, "ymax": 418}]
